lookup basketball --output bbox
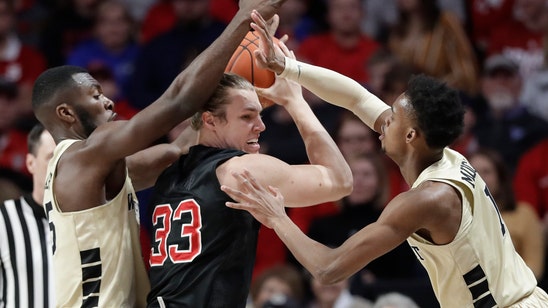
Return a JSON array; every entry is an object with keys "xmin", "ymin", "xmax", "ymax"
[{"xmin": 225, "ymin": 31, "xmax": 277, "ymax": 108}]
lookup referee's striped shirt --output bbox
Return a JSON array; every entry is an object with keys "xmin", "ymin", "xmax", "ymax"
[{"xmin": 0, "ymin": 194, "xmax": 54, "ymax": 308}]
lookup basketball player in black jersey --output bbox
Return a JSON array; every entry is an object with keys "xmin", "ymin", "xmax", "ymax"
[
  {"xmin": 31, "ymin": 1, "xmax": 287, "ymax": 307},
  {"xmin": 146, "ymin": 70, "xmax": 352, "ymax": 305}
]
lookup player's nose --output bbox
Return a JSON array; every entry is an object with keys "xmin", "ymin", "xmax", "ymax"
[
  {"xmin": 255, "ymin": 117, "xmax": 266, "ymax": 132},
  {"xmin": 103, "ymin": 96, "xmax": 114, "ymax": 111}
]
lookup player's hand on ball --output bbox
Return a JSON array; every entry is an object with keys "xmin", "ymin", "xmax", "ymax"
[
  {"xmin": 255, "ymin": 74, "xmax": 302, "ymax": 108},
  {"xmin": 250, "ymin": 11, "xmax": 289, "ymax": 75}
]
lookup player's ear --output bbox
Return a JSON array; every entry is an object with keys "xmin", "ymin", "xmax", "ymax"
[
  {"xmin": 56, "ymin": 103, "xmax": 77, "ymax": 124},
  {"xmin": 202, "ymin": 111, "xmax": 216, "ymax": 129},
  {"xmin": 406, "ymin": 128, "xmax": 417, "ymax": 143}
]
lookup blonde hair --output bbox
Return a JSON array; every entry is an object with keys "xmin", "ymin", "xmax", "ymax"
[{"xmin": 190, "ymin": 73, "xmax": 254, "ymax": 130}]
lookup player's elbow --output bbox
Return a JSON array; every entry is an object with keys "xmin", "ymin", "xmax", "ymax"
[
  {"xmin": 342, "ymin": 176, "xmax": 353, "ymax": 195},
  {"xmin": 333, "ymin": 174, "xmax": 353, "ymax": 199}
]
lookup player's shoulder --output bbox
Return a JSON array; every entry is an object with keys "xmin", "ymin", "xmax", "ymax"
[
  {"xmin": 396, "ymin": 181, "xmax": 460, "ymax": 212},
  {"xmin": 414, "ymin": 180, "xmax": 460, "ymax": 200},
  {"xmin": 222, "ymin": 152, "xmax": 281, "ymax": 168},
  {"xmin": 217, "ymin": 153, "xmax": 283, "ymax": 184}
]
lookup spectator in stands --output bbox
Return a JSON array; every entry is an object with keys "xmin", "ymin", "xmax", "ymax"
[
  {"xmin": 275, "ymin": 0, "xmax": 317, "ymax": 51},
  {"xmin": 361, "ymin": 0, "xmax": 466, "ymax": 43},
  {"xmin": 13, "ymin": 0, "xmax": 52, "ymax": 47},
  {"xmin": 378, "ymin": 60, "xmax": 415, "ymax": 106},
  {"xmin": 450, "ymin": 98, "xmax": 481, "ymax": 157},
  {"xmin": 66, "ymin": 0, "xmax": 139, "ymax": 101},
  {"xmin": 467, "ymin": 0, "xmax": 515, "ymax": 61},
  {"xmin": 120, "ymin": 0, "xmax": 154, "ymax": 22},
  {"xmin": 138, "ymin": 0, "xmax": 175, "ymax": 44},
  {"xmin": 513, "ymin": 137, "xmax": 548, "ymax": 289},
  {"xmin": 0, "ymin": 81, "xmax": 34, "ymax": 197},
  {"xmin": 372, "ymin": 292, "xmax": 419, "ymax": 308},
  {"xmin": 248, "ymin": 264, "xmax": 305, "ymax": 308},
  {"xmin": 475, "ymin": 53, "xmax": 548, "ymax": 173},
  {"xmin": 386, "ymin": 0, "xmax": 479, "ymax": 96},
  {"xmin": 0, "ymin": 0, "xmax": 47, "ymax": 120},
  {"xmin": 364, "ymin": 49, "xmax": 399, "ymax": 98},
  {"xmin": 297, "ymin": 0, "xmax": 380, "ymax": 87},
  {"xmin": 128, "ymin": 0, "xmax": 226, "ymax": 110},
  {"xmin": 139, "ymin": 0, "xmax": 237, "ymax": 44},
  {"xmin": 469, "ymin": 148, "xmax": 545, "ymax": 280},
  {"xmin": 306, "ymin": 273, "xmax": 373, "ymax": 308},
  {"xmin": 514, "ymin": 137, "xmax": 548, "ymax": 221},
  {"xmin": 39, "ymin": 0, "xmax": 100, "ymax": 67},
  {"xmin": 487, "ymin": 0, "xmax": 546, "ymax": 79},
  {"xmin": 0, "ymin": 78, "xmax": 29, "ymax": 179},
  {"xmin": 520, "ymin": 18, "xmax": 548, "ymax": 123},
  {"xmin": 208, "ymin": 0, "xmax": 239, "ymax": 25}
]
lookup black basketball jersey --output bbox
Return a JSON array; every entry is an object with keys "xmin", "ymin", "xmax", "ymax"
[{"xmin": 147, "ymin": 145, "xmax": 260, "ymax": 308}]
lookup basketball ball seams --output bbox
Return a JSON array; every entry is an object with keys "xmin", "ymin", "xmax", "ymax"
[
  {"xmin": 225, "ymin": 31, "xmax": 276, "ymax": 108},
  {"xmin": 226, "ymin": 47, "xmax": 248, "ymax": 71}
]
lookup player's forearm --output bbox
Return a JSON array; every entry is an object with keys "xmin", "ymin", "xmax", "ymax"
[
  {"xmin": 271, "ymin": 215, "xmax": 345, "ymax": 282},
  {"xmin": 284, "ymin": 98, "xmax": 352, "ymax": 195},
  {"xmin": 279, "ymin": 57, "xmax": 390, "ymax": 132},
  {"xmin": 166, "ymin": 11, "xmax": 253, "ymax": 115}
]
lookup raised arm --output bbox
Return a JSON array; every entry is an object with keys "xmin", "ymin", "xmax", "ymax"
[
  {"xmin": 218, "ymin": 52, "xmax": 351, "ymax": 206},
  {"xmin": 91, "ymin": 1, "xmax": 286, "ymax": 160},
  {"xmin": 249, "ymin": 11, "xmax": 390, "ymax": 133}
]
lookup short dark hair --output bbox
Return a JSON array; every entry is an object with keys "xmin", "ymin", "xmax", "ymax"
[
  {"xmin": 27, "ymin": 123, "xmax": 47, "ymax": 155},
  {"xmin": 406, "ymin": 74, "xmax": 464, "ymax": 149},
  {"xmin": 32, "ymin": 65, "xmax": 87, "ymax": 111}
]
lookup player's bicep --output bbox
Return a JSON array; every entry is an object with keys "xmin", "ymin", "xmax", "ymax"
[
  {"xmin": 268, "ymin": 162, "xmax": 344, "ymax": 207},
  {"xmin": 220, "ymin": 154, "xmax": 340, "ymax": 207}
]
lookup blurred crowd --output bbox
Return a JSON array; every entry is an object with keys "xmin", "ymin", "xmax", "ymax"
[{"xmin": 1, "ymin": 0, "xmax": 548, "ymax": 307}]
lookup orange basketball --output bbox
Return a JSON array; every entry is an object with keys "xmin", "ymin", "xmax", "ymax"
[{"xmin": 225, "ymin": 31, "xmax": 277, "ymax": 108}]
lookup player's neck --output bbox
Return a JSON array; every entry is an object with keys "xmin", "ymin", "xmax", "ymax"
[{"xmin": 400, "ymin": 150, "xmax": 444, "ymax": 185}]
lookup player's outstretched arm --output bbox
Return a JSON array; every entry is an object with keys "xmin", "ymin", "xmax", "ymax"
[
  {"xmin": 221, "ymin": 170, "xmax": 417, "ymax": 284},
  {"xmin": 249, "ymin": 11, "xmax": 390, "ymax": 133},
  {"xmin": 92, "ymin": 1, "xmax": 287, "ymax": 161}
]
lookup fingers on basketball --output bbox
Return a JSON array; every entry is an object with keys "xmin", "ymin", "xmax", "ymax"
[{"xmin": 225, "ymin": 31, "xmax": 277, "ymax": 108}]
